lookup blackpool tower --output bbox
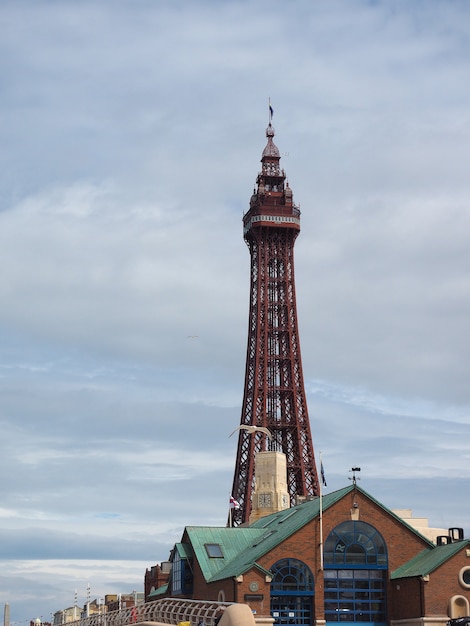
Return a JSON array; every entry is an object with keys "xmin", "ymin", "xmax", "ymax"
[{"xmin": 230, "ymin": 116, "xmax": 319, "ymax": 526}]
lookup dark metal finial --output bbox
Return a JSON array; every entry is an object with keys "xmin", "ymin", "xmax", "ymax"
[{"xmin": 349, "ymin": 467, "xmax": 361, "ymax": 486}]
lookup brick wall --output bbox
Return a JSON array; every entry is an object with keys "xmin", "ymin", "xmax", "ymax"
[
  {"xmin": 390, "ymin": 576, "xmax": 423, "ymax": 619},
  {"xmin": 187, "ymin": 488, "xmax": 468, "ymax": 622},
  {"xmin": 423, "ymin": 549, "xmax": 470, "ymax": 616}
]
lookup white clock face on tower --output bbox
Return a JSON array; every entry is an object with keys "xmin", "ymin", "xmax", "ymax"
[{"xmin": 259, "ymin": 493, "xmax": 272, "ymax": 507}]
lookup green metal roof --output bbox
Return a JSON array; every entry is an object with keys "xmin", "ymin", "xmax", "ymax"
[
  {"xmin": 185, "ymin": 486, "xmax": 352, "ymax": 582},
  {"xmin": 392, "ymin": 539, "xmax": 470, "ymax": 579},
  {"xmin": 175, "ymin": 542, "xmax": 194, "ymax": 559},
  {"xmin": 184, "ymin": 526, "xmax": 264, "ymax": 581},
  {"xmin": 180, "ymin": 485, "xmax": 436, "ymax": 584},
  {"xmin": 148, "ymin": 583, "xmax": 169, "ymax": 599},
  {"xmin": 213, "ymin": 487, "xmax": 359, "ymax": 581}
]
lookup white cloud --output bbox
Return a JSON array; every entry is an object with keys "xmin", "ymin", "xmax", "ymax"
[{"xmin": 0, "ymin": 0, "xmax": 469, "ymax": 621}]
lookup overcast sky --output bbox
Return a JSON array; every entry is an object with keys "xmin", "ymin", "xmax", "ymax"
[{"xmin": 1, "ymin": 0, "xmax": 470, "ymax": 622}]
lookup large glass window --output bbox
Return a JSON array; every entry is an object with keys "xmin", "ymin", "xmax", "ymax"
[
  {"xmin": 324, "ymin": 522, "xmax": 387, "ymax": 625},
  {"xmin": 171, "ymin": 551, "xmax": 193, "ymax": 596},
  {"xmin": 324, "ymin": 521, "xmax": 387, "ymax": 567},
  {"xmin": 324, "ymin": 569, "xmax": 386, "ymax": 623},
  {"xmin": 172, "ymin": 551, "xmax": 183, "ymax": 595},
  {"xmin": 271, "ymin": 559, "xmax": 314, "ymax": 626}
]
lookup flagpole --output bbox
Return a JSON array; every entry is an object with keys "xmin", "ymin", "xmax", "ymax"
[{"xmin": 319, "ymin": 451, "xmax": 324, "ymax": 571}]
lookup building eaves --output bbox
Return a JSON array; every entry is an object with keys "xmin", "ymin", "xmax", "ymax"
[
  {"xmin": 185, "ymin": 484, "xmax": 435, "ymax": 585},
  {"xmin": 391, "ymin": 540, "xmax": 470, "ymax": 579},
  {"xmin": 185, "ymin": 526, "xmax": 264, "ymax": 582}
]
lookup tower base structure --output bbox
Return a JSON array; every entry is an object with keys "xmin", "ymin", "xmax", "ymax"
[{"xmin": 249, "ymin": 451, "xmax": 290, "ymax": 523}]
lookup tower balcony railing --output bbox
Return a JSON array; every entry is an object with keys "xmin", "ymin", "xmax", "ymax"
[{"xmin": 243, "ymin": 211, "xmax": 301, "ymax": 235}]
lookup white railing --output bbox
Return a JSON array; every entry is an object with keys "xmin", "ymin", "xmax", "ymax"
[{"xmin": 68, "ymin": 599, "xmax": 232, "ymax": 626}]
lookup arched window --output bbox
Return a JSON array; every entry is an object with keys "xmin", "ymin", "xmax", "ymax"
[
  {"xmin": 324, "ymin": 521, "xmax": 387, "ymax": 567},
  {"xmin": 324, "ymin": 522, "xmax": 387, "ymax": 625},
  {"xmin": 271, "ymin": 558, "xmax": 314, "ymax": 593},
  {"xmin": 271, "ymin": 559, "xmax": 314, "ymax": 626}
]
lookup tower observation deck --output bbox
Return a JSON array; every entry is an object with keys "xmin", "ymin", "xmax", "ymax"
[{"xmin": 230, "ymin": 121, "xmax": 319, "ymax": 526}]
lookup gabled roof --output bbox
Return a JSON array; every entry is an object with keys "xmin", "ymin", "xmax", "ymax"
[
  {"xmin": 184, "ymin": 486, "xmax": 350, "ymax": 582},
  {"xmin": 183, "ymin": 526, "xmax": 264, "ymax": 581},
  {"xmin": 392, "ymin": 539, "xmax": 470, "ymax": 579},
  {"xmin": 335, "ymin": 487, "xmax": 435, "ymax": 547},
  {"xmin": 175, "ymin": 542, "xmax": 194, "ymax": 559},
  {"xmin": 180, "ymin": 484, "xmax": 435, "ymax": 584}
]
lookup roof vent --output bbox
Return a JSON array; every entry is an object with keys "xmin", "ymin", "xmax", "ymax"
[
  {"xmin": 252, "ymin": 530, "xmax": 276, "ymax": 547},
  {"xmin": 279, "ymin": 510, "xmax": 298, "ymax": 524}
]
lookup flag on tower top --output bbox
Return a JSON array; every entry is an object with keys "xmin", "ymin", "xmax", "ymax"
[
  {"xmin": 269, "ymin": 103, "xmax": 274, "ymax": 119},
  {"xmin": 230, "ymin": 496, "xmax": 240, "ymax": 510}
]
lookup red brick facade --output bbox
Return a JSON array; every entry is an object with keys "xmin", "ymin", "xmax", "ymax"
[
  {"xmin": 144, "ymin": 563, "xmax": 170, "ymax": 602},
  {"xmin": 157, "ymin": 488, "xmax": 470, "ymax": 624}
]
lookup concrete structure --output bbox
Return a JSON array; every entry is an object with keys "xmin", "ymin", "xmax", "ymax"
[
  {"xmin": 105, "ymin": 592, "xmax": 145, "ymax": 612},
  {"xmin": 53, "ymin": 606, "xmax": 81, "ymax": 625},
  {"xmin": 249, "ymin": 451, "xmax": 290, "ymax": 523},
  {"xmin": 392, "ymin": 509, "xmax": 449, "ymax": 544}
]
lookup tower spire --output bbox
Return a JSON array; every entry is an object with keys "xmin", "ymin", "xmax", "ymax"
[{"xmin": 230, "ymin": 117, "xmax": 319, "ymax": 526}]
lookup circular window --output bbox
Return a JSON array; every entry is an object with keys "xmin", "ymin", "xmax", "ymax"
[{"xmin": 458, "ymin": 566, "xmax": 470, "ymax": 589}]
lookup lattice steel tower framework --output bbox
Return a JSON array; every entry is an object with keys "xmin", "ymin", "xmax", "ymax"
[{"xmin": 230, "ymin": 121, "xmax": 319, "ymax": 526}]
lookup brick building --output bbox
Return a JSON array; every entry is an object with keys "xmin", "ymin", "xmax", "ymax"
[
  {"xmin": 148, "ymin": 481, "xmax": 469, "ymax": 626},
  {"xmin": 145, "ymin": 562, "xmax": 171, "ymax": 602}
]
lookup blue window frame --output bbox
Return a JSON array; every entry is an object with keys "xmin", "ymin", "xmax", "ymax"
[
  {"xmin": 324, "ymin": 521, "xmax": 387, "ymax": 567},
  {"xmin": 271, "ymin": 558, "xmax": 314, "ymax": 593},
  {"xmin": 171, "ymin": 551, "xmax": 193, "ymax": 596},
  {"xmin": 271, "ymin": 559, "xmax": 314, "ymax": 626},
  {"xmin": 324, "ymin": 522, "xmax": 387, "ymax": 625},
  {"xmin": 172, "ymin": 551, "xmax": 183, "ymax": 595}
]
